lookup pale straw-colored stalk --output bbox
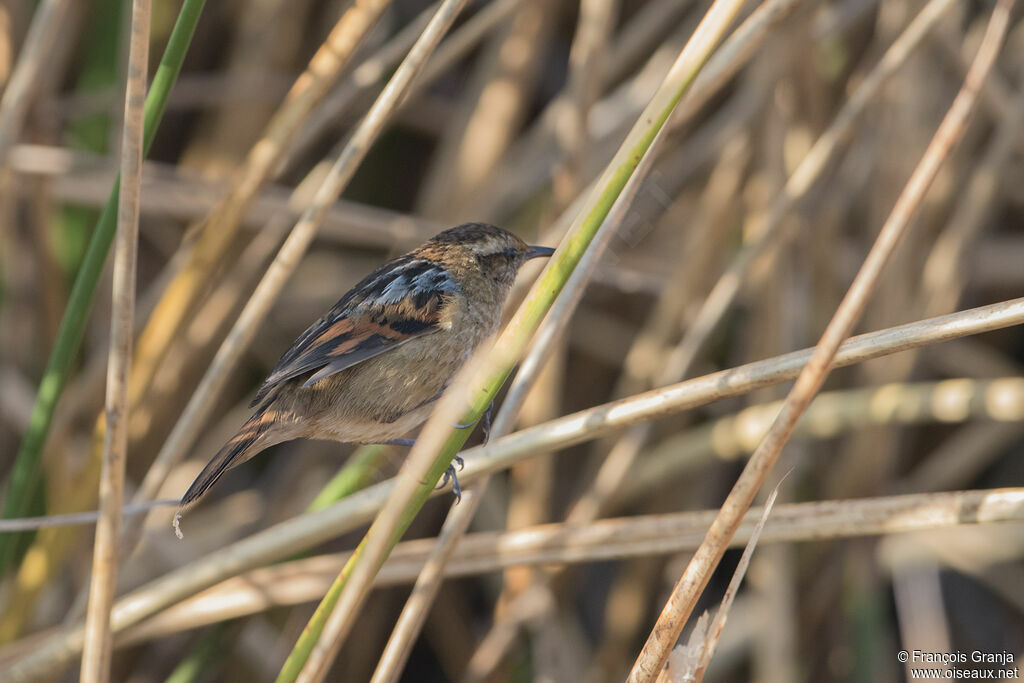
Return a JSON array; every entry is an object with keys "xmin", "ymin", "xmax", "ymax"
[
  {"xmin": 628, "ymin": 0, "xmax": 1015, "ymax": 677},
  {"xmin": 288, "ymin": 0, "xmax": 748, "ymax": 679},
  {"xmin": 79, "ymin": 1, "xmax": 150, "ymax": 680},
  {"xmin": 4, "ymin": 298, "xmax": 1024, "ymax": 681}
]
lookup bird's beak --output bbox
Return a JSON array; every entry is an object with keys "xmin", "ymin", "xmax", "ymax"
[{"xmin": 525, "ymin": 245, "xmax": 556, "ymax": 260}]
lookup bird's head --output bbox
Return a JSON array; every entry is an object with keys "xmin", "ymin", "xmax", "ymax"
[{"xmin": 419, "ymin": 223, "xmax": 555, "ymax": 291}]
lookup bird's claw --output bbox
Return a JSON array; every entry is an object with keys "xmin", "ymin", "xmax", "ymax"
[
  {"xmin": 386, "ymin": 438, "xmax": 464, "ymax": 502},
  {"xmin": 435, "ymin": 457, "xmax": 464, "ymax": 502}
]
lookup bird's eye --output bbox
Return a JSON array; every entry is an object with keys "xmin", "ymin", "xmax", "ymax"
[{"xmin": 476, "ymin": 248, "xmax": 518, "ymax": 272}]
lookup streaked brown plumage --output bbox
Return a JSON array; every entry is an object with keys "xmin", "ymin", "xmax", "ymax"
[{"xmin": 176, "ymin": 223, "xmax": 554, "ymax": 520}]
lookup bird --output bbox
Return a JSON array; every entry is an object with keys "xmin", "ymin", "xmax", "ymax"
[{"xmin": 174, "ymin": 223, "xmax": 555, "ymax": 528}]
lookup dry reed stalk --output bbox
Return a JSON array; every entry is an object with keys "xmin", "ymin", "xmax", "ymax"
[
  {"xmin": 416, "ymin": 0, "xmax": 556, "ymax": 221},
  {"xmin": 258, "ymin": 1, "xmax": 473, "ymax": 679},
  {"xmin": 125, "ymin": 0, "xmax": 395, "ymax": 428},
  {"xmin": 369, "ymin": 90, "xmax": 660, "ymax": 683},
  {"xmin": 79, "ymin": 1, "xmax": 150, "ymax": 680},
  {"xmin": 628, "ymin": 0, "xmax": 1015, "ymax": 676},
  {"xmin": 0, "ymin": 0, "xmax": 72, "ymax": 163},
  {"xmin": 54, "ymin": 487, "xmax": 1024, "ymax": 650},
  {"xmin": 3, "ymin": 296, "xmax": 1022, "ymax": 681},
  {"xmin": 661, "ymin": 0, "xmax": 958, "ymax": 384},
  {"xmin": 1, "ymin": 0, "xmax": 398, "ymax": 640},
  {"xmin": 681, "ymin": 487, "xmax": 782, "ymax": 683},
  {"xmin": 295, "ymin": 0, "xmax": 750, "ymax": 677}
]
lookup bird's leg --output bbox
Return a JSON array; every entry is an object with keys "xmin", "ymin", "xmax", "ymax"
[
  {"xmin": 385, "ymin": 394, "xmax": 493, "ymax": 500},
  {"xmin": 383, "ymin": 440, "xmax": 464, "ymax": 502},
  {"xmin": 414, "ymin": 390, "xmax": 479, "ymax": 433},
  {"xmin": 385, "ymin": 391, "xmax": 496, "ymax": 498},
  {"xmin": 436, "ymin": 456, "xmax": 464, "ymax": 503},
  {"xmin": 453, "ymin": 400, "xmax": 494, "ymax": 439}
]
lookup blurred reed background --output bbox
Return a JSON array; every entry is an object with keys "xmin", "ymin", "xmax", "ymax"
[{"xmin": 1, "ymin": 0, "xmax": 1023, "ymax": 681}]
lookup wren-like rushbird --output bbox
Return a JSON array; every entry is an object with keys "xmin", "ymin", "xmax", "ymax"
[{"xmin": 175, "ymin": 223, "xmax": 554, "ymax": 526}]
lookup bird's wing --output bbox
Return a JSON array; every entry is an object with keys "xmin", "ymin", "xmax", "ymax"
[{"xmin": 251, "ymin": 256, "xmax": 460, "ymax": 406}]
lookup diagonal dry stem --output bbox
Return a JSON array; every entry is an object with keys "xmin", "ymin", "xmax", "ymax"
[
  {"xmin": 3, "ymin": 297, "xmax": 1023, "ymax": 681},
  {"xmin": 291, "ymin": 0, "xmax": 523, "ymax": 168},
  {"xmin": 294, "ymin": 0, "xmax": 749, "ymax": 678},
  {"xmin": 126, "ymin": 0, "xmax": 394, "ymax": 428},
  {"xmin": 0, "ymin": 0, "xmax": 72, "ymax": 163},
  {"xmin": 686, "ymin": 485, "xmax": 782, "ymax": 683},
  {"xmin": 1, "ymin": 0, "xmax": 395, "ymax": 641},
  {"xmin": 369, "ymin": 81, "xmax": 662, "ymax": 683},
  {"xmin": 43, "ymin": 487, "xmax": 1024, "ymax": 652},
  {"xmin": 664, "ymin": 0, "xmax": 958, "ymax": 383},
  {"xmin": 628, "ymin": 0, "xmax": 1015, "ymax": 677}
]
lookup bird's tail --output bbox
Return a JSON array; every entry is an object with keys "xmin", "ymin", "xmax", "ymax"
[{"xmin": 176, "ymin": 409, "xmax": 277, "ymax": 516}]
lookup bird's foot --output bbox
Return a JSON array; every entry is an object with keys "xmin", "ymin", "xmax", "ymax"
[
  {"xmin": 454, "ymin": 400, "xmax": 495, "ymax": 442},
  {"xmin": 383, "ymin": 439, "xmax": 464, "ymax": 502},
  {"xmin": 435, "ymin": 455, "xmax": 464, "ymax": 503}
]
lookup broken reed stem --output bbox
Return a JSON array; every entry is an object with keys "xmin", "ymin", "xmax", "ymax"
[{"xmin": 688, "ymin": 486, "xmax": 783, "ymax": 683}]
